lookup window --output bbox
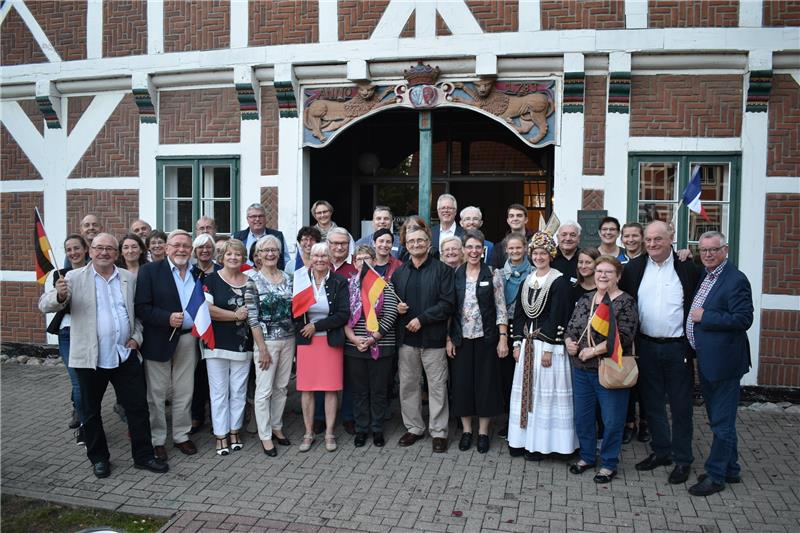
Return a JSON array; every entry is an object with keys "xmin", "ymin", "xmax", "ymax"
[
  {"xmin": 157, "ymin": 158, "xmax": 239, "ymax": 235},
  {"xmin": 627, "ymin": 154, "xmax": 741, "ymax": 262}
]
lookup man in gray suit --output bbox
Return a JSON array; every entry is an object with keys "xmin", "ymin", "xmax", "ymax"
[{"xmin": 40, "ymin": 233, "xmax": 168, "ymax": 479}]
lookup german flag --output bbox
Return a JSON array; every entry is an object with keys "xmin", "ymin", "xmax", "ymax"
[
  {"xmin": 590, "ymin": 293, "xmax": 624, "ymax": 368},
  {"xmin": 360, "ymin": 262, "xmax": 387, "ymax": 332},
  {"xmin": 34, "ymin": 207, "xmax": 55, "ymax": 284}
]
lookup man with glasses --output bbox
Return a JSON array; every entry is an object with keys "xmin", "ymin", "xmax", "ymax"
[
  {"xmin": 431, "ymin": 194, "xmax": 463, "ymax": 259},
  {"xmin": 195, "ymin": 216, "xmax": 217, "ymax": 238},
  {"xmin": 233, "ymin": 203, "xmax": 288, "ymax": 269},
  {"xmin": 355, "ymin": 206, "xmax": 401, "ymax": 258},
  {"xmin": 459, "ymin": 206, "xmax": 493, "ymax": 262},
  {"xmin": 135, "ymin": 229, "xmax": 200, "ymax": 461},
  {"xmin": 40, "ymin": 233, "xmax": 168, "ymax": 478},
  {"xmin": 391, "ymin": 226, "xmax": 455, "ymax": 452},
  {"xmin": 686, "ymin": 231, "xmax": 753, "ymax": 497}
]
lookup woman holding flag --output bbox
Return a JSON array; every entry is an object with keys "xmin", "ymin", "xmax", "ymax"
[{"xmin": 565, "ymin": 255, "xmax": 638, "ymax": 483}]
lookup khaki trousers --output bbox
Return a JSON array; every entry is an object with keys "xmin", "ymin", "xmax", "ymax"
[
  {"xmin": 253, "ymin": 338, "xmax": 295, "ymax": 441},
  {"xmin": 398, "ymin": 345, "xmax": 449, "ymax": 438}
]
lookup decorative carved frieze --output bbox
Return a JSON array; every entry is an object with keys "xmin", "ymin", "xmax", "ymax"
[
  {"xmin": 274, "ymin": 81, "xmax": 298, "ymax": 118},
  {"xmin": 608, "ymin": 72, "xmax": 631, "ymax": 114},
  {"xmin": 563, "ymin": 71, "xmax": 585, "ymax": 113},
  {"xmin": 746, "ymin": 70, "xmax": 772, "ymax": 113}
]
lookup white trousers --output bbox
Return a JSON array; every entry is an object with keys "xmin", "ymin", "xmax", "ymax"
[
  {"xmin": 253, "ymin": 338, "xmax": 295, "ymax": 440},
  {"xmin": 206, "ymin": 357, "xmax": 250, "ymax": 437}
]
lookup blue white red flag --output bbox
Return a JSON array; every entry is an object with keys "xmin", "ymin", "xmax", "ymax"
[
  {"xmin": 186, "ymin": 281, "xmax": 215, "ymax": 349},
  {"xmin": 681, "ymin": 166, "xmax": 710, "ymax": 221}
]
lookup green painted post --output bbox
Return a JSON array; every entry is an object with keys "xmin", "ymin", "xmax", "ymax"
[{"xmin": 418, "ymin": 111, "xmax": 432, "ymax": 224}]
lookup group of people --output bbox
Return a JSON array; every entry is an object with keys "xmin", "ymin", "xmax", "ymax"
[{"xmin": 40, "ymin": 196, "xmax": 754, "ymax": 499}]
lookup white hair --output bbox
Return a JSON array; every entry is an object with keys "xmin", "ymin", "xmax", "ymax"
[
  {"xmin": 437, "ymin": 193, "xmax": 457, "ymax": 209},
  {"xmin": 459, "ymin": 205, "xmax": 481, "ymax": 219},
  {"xmin": 557, "ymin": 221, "xmax": 582, "ymax": 235}
]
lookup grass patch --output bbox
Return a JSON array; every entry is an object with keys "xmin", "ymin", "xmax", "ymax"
[{"xmin": 1, "ymin": 494, "xmax": 169, "ymax": 533}]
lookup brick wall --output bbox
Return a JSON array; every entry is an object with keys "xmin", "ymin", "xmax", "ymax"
[
  {"xmin": 629, "ymin": 75, "xmax": 742, "ymax": 137},
  {"xmin": 583, "ymin": 76, "xmax": 607, "ymax": 175},
  {"xmin": 0, "ymin": 7, "xmax": 48, "ymax": 65},
  {"xmin": 467, "ymin": 0, "xmax": 518, "ymax": 32},
  {"xmin": 763, "ymin": 0, "xmax": 800, "ymax": 26},
  {"xmin": 759, "ymin": 310, "xmax": 800, "ymax": 387},
  {"xmin": 164, "ymin": 0, "xmax": 229, "ymax": 52},
  {"xmin": 648, "ymin": 0, "xmax": 738, "ymax": 27},
  {"xmin": 261, "ymin": 86, "xmax": 279, "ymax": 175},
  {"xmin": 160, "ymin": 89, "xmax": 240, "ymax": 144},
  {"xmin": 68, "ymin": 95, "xmax": 139, "ymax": 178},
  {"xmin": 763, "ymin": 194, "xmax": 800, "ymax": 295},
  {"xmin": 27, "ymin": 0, "xmax": 87, "ymax": 61},
  {"xmin": 250, "ymin": 0, "xmax": 318, "ymax": 46},
  {"xmin": 437, "ymin": 13, "xmax": 452, "ymax": 36},
  {"xmin": 540, "ymin": 1, "xmax": 624, "ymax": 30},
  {"xmin": 1, "ymin": 100, "xmax": 43, "ymax": 181},
  {"xmin": 767, "ymin": 75, "xmax": 800, "ymax": 177},
  {"xmin": 401, "ymin": 13, "xmax": 415, "ymax": 37},
  {"xmin": 260, "ymin": 187, "xmax": 279, "ymax": 229},
  {"xmin": 0, "ymin": 192, "xmax": 44, "ymax": 271},
  {"xmin": 338, "ymin": 0, "xmax": 389, "ymax": 40},
  {"xmin": 0, "ymin": 282, "xmax": 45, "ymax": 343},
  {"xmin": 103, "ymin": 0, "xmax": 147, "ymax": 57},
  {"xmin": 66, "ymin": 190, "xmax": 139, "ymax": 240},
  {"xmin": 582, "ymin": 189, "xmax": 604, "ymax": 210}
]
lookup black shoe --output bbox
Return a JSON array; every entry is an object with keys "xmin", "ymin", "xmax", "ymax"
[
  {"xmin": 569, "ymin": 461, "xmax": 596, "ymax": 475},
  {"xmin": 635, "ymin": 453, "xmax": 672, "ymax": 471},
  {"xmin": 476, "ymin": 434, "xmax": 490, "ymax": 454},
  {"xmin": 272, "ymin": 435, "xmax": 291, "ymax": 446},
  {"xmin": 354, "ymin": 432, "xmax": 367, "ymax": 447},
  {"xmin": 93, "ymin": 461, "xmax": 111, "ymax": 478},
  {"xmin": 69, "ymin": 408, "xmax": 80, "ymax": 429},
  {"xmin": 508, "ymin": 446, "xmax": 524, "ymax": 457},
  {"xmin": 261, "ymin": 443, "xmax": 277, "ymax": 457},
  {"xmin": 593, "ymin": 470, "xmax": 616, "ymax": 484},
  {"xmin": 458, "ymin": 432, "xmax": 473, "ymax": 451},
  {"xmin": 669, "ymin": 464, "xmax": 691, "ymax": 484},
  {"xmin": 134, "ymin": 458, "xmax": 169, "ymax": 473},
  {"xmin": 698, "ymin": 472, "xmax": 741, "ymax": 484},
  {"xmin": 688, "ymin": 477, "xmax": 725, "ymax": 496},
  {"xmin": 622, "ymin": 426, "xmax": 635, "ymax": 444},
  {"xmin": 75, "ymin": 426, "xmax": 85, "ymax": 446},
  {"xmin": 498, "ymin": 427, "xmax": 508, "ymax": 439},
  {"xmin": 524, "ymin": 451, "xmax": 543, "ymax": 461},
  {"xmin": 373, "ymin": 432, "xmax": 385, "ymax": 447},
  {"xmin": 637, "ymin": 423, "xmax": 651, "ymax": 443}
]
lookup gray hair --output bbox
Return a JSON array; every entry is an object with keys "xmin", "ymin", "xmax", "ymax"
[
  {"xmin": 558, "ymin": 221, "xmax": 582, "ymax": 235},
  {"xmin": 167, "ymin": 229, "xmax": 193, "ymax": 242},
  {"xmin": 460, "ymin": 205, "xmax": 481, "ymax": 219},
  {"xmin": 439, "ymin": 234, "xmax": 463, "ymax": 255},
  {"xmin": 326, "ymin": 227, "xmax": 350, "ymax": 242},
  {"xmin": 437, "ymin": 193, "xmax": 457, "ymax": 209},
  {"xmin": 92, "ymin": 232, "xmax": 119, "ymax": 248},
  {"xmin": 246, "ymin": 203, "xmax": 266, "ymax": 215},
  {"xmin": 255, "ymin": 234, "xmax": 282, "ymax": 252},
  {"xmin": 192, "ymin": 233, "xmax": 214, "ymax": 249},
  {"xmin": 310, "ymin": 242, "xmax": 331, "ymax": 259},
  {"xmin": 699, "ymin": 230, "xmax": 727, "ymax": 246}
]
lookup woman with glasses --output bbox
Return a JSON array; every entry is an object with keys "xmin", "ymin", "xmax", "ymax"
[
  {"xmin": 146, "ymin": 230, "xmax": 168, "ymax": 262},
  {"xmin": 597, "ymin": 217, "xmax": 626, "ymax": 263},
  {"xmin": 286, "ymin": 226, "xmax": 322, "ymax": 275}
]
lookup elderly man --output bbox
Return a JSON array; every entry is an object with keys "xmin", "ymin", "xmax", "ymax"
[
  {"xmin": 130, "ymin": 219, "xmax": 153, "ymax": 240},
  {"xmin": 620, "ymin": 221, "xmax": 699, "ymax": 485},
  {"xmin": 232, "ymin": 203, "xmax": 288, "ymax": 269},
  {"xmin": 40, "ymin": 233, "xmax": 168, "ymax": 478},
  {"xmin": 551, "ymin": 221, "xmax": 581, "ymax": 283},
  {"xmin": 686, "ymin": 231, "xmax": 753, "ymax": 496},
  {"xmin": 459, "ymin": 206, "xmax": 493, "ymax": 262},
  {"xmin": 195, "ymin": 216, "xmax": 217, "ymax": 237},
  {"xmin": 431, "ymin": 194, "xmax": 463, "ymax": 258},
  {"xmin": 490, "ymin": 204, "xmax": 532, "ymax": 268},
  {"xmin": 63, "ymin": 214, "xmax": 102, "ymax": 268},
  {"xmin": 355, "ymin": 205, "xmax": 401, "ymax": 257},
  {"xmin": 135, "ymin": 229, "xmax": 200, "ymax": 460}
]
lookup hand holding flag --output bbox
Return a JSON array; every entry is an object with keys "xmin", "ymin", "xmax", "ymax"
[
  {"xmin": 590, "ymin": 293, "xmax": 624, "ymax": 368},
  {"xmin": 186, "ymin": 282, "xmax": 215, "ymax": 349},
  {"xmin": 34, "ymin": 207, "xmax": 56, "ymax": 284},
  {"xmin": 360, "ymin": 262, "xmax": 387, "ymax": 333}
]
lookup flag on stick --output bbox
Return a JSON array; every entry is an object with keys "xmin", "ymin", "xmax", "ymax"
[
  {"xmin": 292, "ymin": 266, "xmax": 316, "ymax": 318},
  {"xmin": 360, "ymin": 263, "xmax": 387, "ymax": 333},
  {"xmin": 34, "ymin": 207, "xmax": 55, "ymax": 284},
  {"xmin": 186, "ymin": 282, "xmax": 215, "ymax": 349},
  {"xmin": 590, "ymin": 293, "xmax": 624, "ymax": 368},
  {"xmin": 681, "ymin": 166, "xmax": 710, "ymax": 221}
]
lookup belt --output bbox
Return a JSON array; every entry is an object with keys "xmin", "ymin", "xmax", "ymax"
[{"xmin": 639, "ymin": 333, "xmax": 685, "ymax": 344}]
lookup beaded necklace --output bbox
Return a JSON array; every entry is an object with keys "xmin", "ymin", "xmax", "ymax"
[{"xmin": 520, "ymin": 269, "xmax": 561, "ymax": 319}]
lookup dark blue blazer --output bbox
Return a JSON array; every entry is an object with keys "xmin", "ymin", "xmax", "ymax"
[
  {"xmin": 134, "ymin": 259, "xmax": 198, "ymax": 362},
  {"xmin": 692, "ymin": 262, "xmax": 753, "ymax": 382},
  {"xmin": 431, "ymin": 224, "xmax": 465, "ymax": 259},
  {"xmin": 232, "ymin": 228, "xmax": 288, "ymax": 270}
]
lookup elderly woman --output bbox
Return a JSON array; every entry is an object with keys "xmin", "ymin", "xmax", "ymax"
[
  {"xmin": 372, "ymin": 228, "xmax": 402, "ymax": 279},
  {"xmin": 344, "ymin": 245, "xmax": 399, "ymax": 447},
  {"xmin": 147, "ymin": 230, "xmax": 167, "ymax": 262},
  {"xmin": 565, "ymin": 256, "xmax": 638, "ymax": 483},
  {"xmin": 440, "ymin": 235, "xmax": 465, "ymax": 269},
  {"xmin": 193, "ymin": 233, "xmax": 220, "ymax": 276},
  {"xmin": 507, "ymin": 231, "xmax": 577, "ymax": 460},
  {"xmin": 244, "ymin": 235, "xmax": 295, "ymax": 457},
  {"xmin": 447, "ymin": 230, "xmax": 508, "ymax": 453},
  {"xmin": 293, "ymin": 242, "xmax": 350, "ymax": 452},
  {"xmin": 117, "ymin": 233, "xmax": 148, "ymax": 275},
  {"xmin": 202, "ymin": 239, "xmax": 253, "ymax": 455},
  {"xmin": 286, "ymin": 226, "xmax": 322, "ymax": 275}
]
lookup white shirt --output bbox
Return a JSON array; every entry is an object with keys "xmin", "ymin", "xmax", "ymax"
[
  {"xmin": 638, "ymin": 253, "xmax": 684, "ymax": 338},
  {"xmin": 439, "ymin": 222, "xmax": 457, "ymax": 240},
  {"xmin": 93, "ymin": 266, "xmax": 131, "ymax": 369},
  {"xmin": 168, "ymin": 257, "xmax": 196, "ymax": 329}
]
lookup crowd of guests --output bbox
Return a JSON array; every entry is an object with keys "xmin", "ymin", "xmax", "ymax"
[{"xmin": 40, "ymin": 197, "xmax": 754, "ymax": 499}]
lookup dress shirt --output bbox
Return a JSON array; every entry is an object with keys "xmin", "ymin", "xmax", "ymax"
[
  {"xmin": 686, "ymin": 260, "xmax": 727, "ymax": 349},
  {"xmin": 168, "ymin": 257, "xmax": 196, "ymax": 329},
  {"xmin": 244, "ymin": 230, "xmax": 266, "ymax": 265},
  {"xmin": 638, "ymin": 253, "xmax": 684, "ymax": 338},
  {"xmin": 93, "ymin": 266, "xmax": 131, "ymax": 369},
  {"xmin": 439, "ymin": 222, "xmax": 457, "ymax": 240}
]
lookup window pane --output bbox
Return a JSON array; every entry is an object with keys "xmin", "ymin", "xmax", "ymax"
[
  {"xmin": 687, "ymin": 204, "xmax": 729, "ymax": 243},
  {"xmin": 637, "ymin": 202, "xmax": 676, "ymax": 225},
  {"xmin": 164, "ymin": 199, "xmax": 194, "ymax": 232},
  {"xmin": 692, "ymin": 163, "xmax": 730, "ymax": 202},
  {"xmin": 165, "ymin": 166, "xmax": 193, "ymax": 198},
  {"xmin": 202, "ymin": 200, "xmax": 231, "ymax": 234},
  {"xmin": 202, "ymin": 165, "xmax": 231, "ymax": 199},
  {"xmin": 639, "ymin": 162, "xmax": 677, "ymax": 202}
]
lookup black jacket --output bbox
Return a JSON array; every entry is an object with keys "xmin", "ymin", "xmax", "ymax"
[
  {"xmin": 449, "ymin": 263, "xmax": 499, "ymax": 346},
  {"xmin": 232, "ymin": 227, "xmax": 288, "ymax": 270},
  {"xmin": 293, "ymin": 271, "xmax": 350, "ymax": 347},
  {"xmin": 512, "ymin": 273, "xmax": 570, "ymax": 345},
  {"xmin": 619, "ymin": 250, "xmax": 700, "ymax": 322}
]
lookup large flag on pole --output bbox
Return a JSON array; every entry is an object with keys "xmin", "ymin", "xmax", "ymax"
[
  {"xmin": 34, "ymin": 207, "xmax": 55, "ymax": 284},
  {"xmin": 681, "ymin": 166, "xmax": 710, "ymax": 221},
  {"xmin": 590, "ymin": 293, "xmax": 624, "ymax": 368},
  {"xmin": 292, "ymin": 266, "xmax": 316, "ymax": 318},
  {"xmin": 186, "ymin": 282, "xmax": 215, "ymax": 349},
  {"xmin": 360, "ymin": 263, "xmax": 387, "ymax": 332}
]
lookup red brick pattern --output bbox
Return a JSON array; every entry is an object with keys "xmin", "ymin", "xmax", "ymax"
[
  {"xmin": 767, "ymin": 75, "xmax": 800, "ymax": 177},
  {"xmin": 164, "ymin": 0, "xmax": 230, "ymax": 52},
  {"xmin": 67, "ymin": 96, "xmax": 92, "ymax": 135},
  {"xmin": 582, "ymin": 189, "xmax": 605, "ymax": 210},
  {"xmin": 261, "ymin": 86, "xmax": 279, "ymax": 175},
  {"xmin": 763, "ymin": 1, "xmax": 800, "ymax": 26},
  {"xmin": 763, "ymin": 194, "xmax": 800, "ymax": 295},
  {"xmin": 540, "ymin": 1, "xmax": 624, "ymax": 29},
  {"xmin": 103, "ymin": 0, "xmax": 147, "ymax": 57},
  {"xmin": 260, "ymin": 187, "xmax": 279, "ymax": 229},
  {"xmin": 27, "ymin": 0, "xmax": 88, "ymax": 61},
  {"xmin": 467, "ymin": 0, "xmax": 518, "ymax": 32},
  {"xmin": 66, "ymin": 189, "xmax": 139, "ymax": 240},
  {"xmin": 1, "ymin": 100, "xmax": 43, "ymax": 181},
  {"xmin": 69, "ymin": 95, "xmax": 139, "ymax": 178},
  {"xmin": 338, "ymin": 0, "xmax": 389, "ymax": 40},
  {"xmin": 436, "ymin": 13, "xmax": 452, "ymax": 36},
  {"xmin": 0, "ymin": 192, "xmax": 44, "ymax": 271},
  {"xmin": 250, "ymin": 0, "xmax": 318, "ymax": 46},
  {"xmin": 401, "ymin": 12, "xmax": 415, "ymax": 37},
  {"xmin": 759, "ymin": 310, "xmax": 800, "ymax": 387},
  {"xmin": 629, "ymin": 75, "xmax": 742, "ymax": 137},
  {"xmin": 160, "ymin": 89, "xmax": 240, "ymax": 144},
  {"xmin": 0, "ymin": 282, "xmax": 45, "ymax": 343},
  {"xmin": 583, "ymin": 76, "xmax": 607, "ymax": 175},
  {"xmin": 647, "ymin": 1, "xmax": 739, "ymax": 27},
  {"xmin": 0, "ymin": 7, "xmax": 48, "ymax": 66}
]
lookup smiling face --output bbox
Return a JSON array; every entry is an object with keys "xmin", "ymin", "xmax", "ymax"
[
  {"xmin": 507, "ymin": 208, "xmax": 527, "ymax": 232},
  {"xmin": 222, "ymin": 248, "xmax": 243, "ymax": 270},
  {"xmin": 121, "ymin": 238, "xmax": 142, "ymax": 265},
  {"xmin": 577, "ymin": 252, "xmax": 596, "ymax": 280},
  {"xmin": 622, "ymin": 226, "xmax": 643, "ymax": 255},
  {"xmin": 530, "ymin": 248, "xmax": 552, "ymax": 270},
  {"xmin": 311, "ymin": 249, "xmax": 331, "ymax": 274},
  {"xmin": 80, "ymin": 215, "xmax": 102, "ymax": 243},
  {"xmin": 463, "ymin": 237, "xmax": 483, "ymax": 266},
  {"xmin": 406, "ymin": 229, "xmax": 430, "ymax": 261},
  {"xmin": 89, "ymin": 234, "xmax": 118, "ymax": 273},
  {"xmin": 374, "ymin": 233, "xmax": 393, "ymax": 259},
  {"xmin": 437, "ymin": 198, "xmax": 456, "ymax": 224},
  {"xmin": 599, "ymin": 222, "xmax": 620, "ymax": 246},
  {"xmin": 246, "ymin": 207, "xmax": 266, "ymax": 233},
  {"xmin": 299, "ymin": 234, "xmax": 317, "ymax": 256},
  {"xmin": 194, "ymin": 241, "xmax": 214, "ymax": 264},
  {"xmin": 460, "ymin": 209, "xmax": 482, "ymax": 231},
  {"xmin": 594, "ymin": 260, "xmax": 621, "ymax": 293},
  {"xmin": 557, "ymin": 225, "xmax": 580, "ymax": 255},
  {"xmin": 644, "ymin": 221, "xmax": 673, "ymax": 263},
  {"xmin": 313, "ymin": 204, "xmax": 332, "ymax": 226},
  {"xmin": 166, "ymin": 233, "xmax": 192, "ymax": 267},
  {"xmin": 352, "ymin": 252, "xmax": 374, "ymax": 271},
  {"xmin": 130, "ymin": 220, "xmax": 151, "ymax": 239},
  {"xmin": 698, "ymin": 235, "xmax": 728, "ymax": 270},
  {"xmin": 64, "ymin": 238, "xmax": 87, "ymax": 268},
  {"xmin": 195, "ymin": 217, "xmax": 217, "ymax": 236},
  {"xmin": 505, "ymin": 237, "xmax": 525, "ymax": 265},
  {"xmin": 441, "ymin": 239, "xmax": 463, "ymax": 268},
  {"xmin": 149, "ymin": 236, "xmax": 166, "ymax": 261},
  {"xmin": 327, "ymin": 234, "xmax": 350, "ymax": 263},
  {"xmin": 373, "ymin": 209, "xmax": 392, "ymax": 231}
]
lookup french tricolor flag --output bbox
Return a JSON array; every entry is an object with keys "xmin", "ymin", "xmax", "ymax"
[
  {"xmin": 186, "ymin": 281, "xmax": 215, "ymax": 349},
  {"xmin": 682, "ymin": 166, "xmax": 710, "ymax": 221},
  {"xmin": 292, "ymin": 266, "xmax": 316, "ymax": 318}
]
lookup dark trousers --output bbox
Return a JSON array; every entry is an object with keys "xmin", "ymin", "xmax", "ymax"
[
  {"xmin": 191, "ymin": 355, "xmax": 210, "ymax": 423},
  {"xmin": 625, "ymin": 383, "xmax": 647, "ymax": 426},
  {"xmin": 499, "ymin": 336, "xmax": 516, "ymax": 413},
  {"xmin": 636, "ymin": 336, "xmax": 694, "ymax": 466},
  {"xmin": 699, "ymin": 373, "xmax": 741, "ymax": 484},
  {"xmin": 345, "ymin": 354, "xmax": 394, "ymax": 433},
  {"xmin": 450, "ymin": 337, "xmax": 504, "ymax": 418},
  {"xmin": 75, "ymin": 355, "xmax": 155, "ymax": 465}
]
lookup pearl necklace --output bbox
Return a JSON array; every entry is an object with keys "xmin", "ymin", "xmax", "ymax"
[{"xmin": 521, "ymin": 269, "xmax": 561, "ymax": 319}]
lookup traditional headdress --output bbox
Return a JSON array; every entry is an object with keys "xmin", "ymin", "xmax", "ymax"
[{"xmin": 528, "ymin": 230, "xmax": 557, "ymax": 258}]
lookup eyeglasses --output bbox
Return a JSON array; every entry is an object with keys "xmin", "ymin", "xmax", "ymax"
[
  {"xmin": 167, "ymin": 243, "xmax": 192, "ymax": 250},
  {"xmin": 314, "ymin": 209, "xmax": 331, "ymax": 216},
  {"xmin": 407, "ymin": 238, "xmax": 429, "ymax": 246},
  {"xmin": 247, "ymin": 214, "xmax": 265, "ymax": 219},
  {"xmin": 438, "ymin": 206, "xmax": 455, "ymax": 211},
  {"xmin": 698, "ymin": 246, "xmax": 725, "ymax": 255},
  {"xmin": 259, "ymin": 248, "xmax": 280, "ymax": 254},
  {"xmin": 91, "ymin": 245, "xmax": 116, "ymax": 254},
  {"xmin": 329, "ymin": 241, "xmax": 349, "ymax": 247},
  {"xmin": 600, "ymin": 227, "xmax": 619, "ymax": 233},
  {"xmin": 595, "ymin": 269, "xmax": 617, "ymax": 277}
]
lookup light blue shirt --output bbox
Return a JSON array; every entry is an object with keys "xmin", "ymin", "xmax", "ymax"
[
  {"xmin": 168, "ymin": 257, "xmax": 196, "ymax": 329},
  {"xmin": 93, "ymin": 266, "xmax": 131, "ymax": 369}
]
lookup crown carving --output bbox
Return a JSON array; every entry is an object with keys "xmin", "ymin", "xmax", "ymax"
[{"xmin": 404, "ymin": 62, "xmax": 440, "ymax": 87}]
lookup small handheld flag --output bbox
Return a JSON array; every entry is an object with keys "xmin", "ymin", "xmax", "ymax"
[
  {"xmin": 34, "ymin": 207, "xmax": 55, "ymax": 284},
  {"xmin": 590, "ymin": 293, "xmax": 624, "ymax": 368},
  {"xmin": 360, "ymin": 263, "xmax": 387, "ymax": 332},
  {"xmin": 292, "ymin": 266, "xmax": 316, "ymax": 318},
  {"xmin": 186, "ymin": 282, "xmax": 215, "ymax": 349},
  {"xmin": 681, "ymin": 166, "xmax": 710, "ymax": 221}
]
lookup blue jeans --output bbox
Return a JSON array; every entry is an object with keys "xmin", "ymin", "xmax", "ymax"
[
  {"xmin": 572, "ymin": 367, "xmax": 629, "ymax": 470},
  {"xmin": 58, "ymin": 328, "xmax": 84, "ymax": 424},
  {"xmin": 636, "ymin": 336, "xmax": 694, "ymax": 466},
  {"xmin": 699, "ymin": 374, "xmax": 741, "ymax": 484}
]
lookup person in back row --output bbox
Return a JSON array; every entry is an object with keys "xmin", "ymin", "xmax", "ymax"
[{"xmin": 232, "ymin": 203, "xmax": 289, "ymax": 269}]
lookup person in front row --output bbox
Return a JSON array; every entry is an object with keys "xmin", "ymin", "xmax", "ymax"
[
  {"xmin": 392, "ymin": 227, "xmax": 455, "ymax": 453},
  {"xmin": 39, "ymin": 233, "xmax": 168, "ymax": 478}
]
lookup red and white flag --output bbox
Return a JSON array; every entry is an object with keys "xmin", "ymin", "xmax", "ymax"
[
  {"xmin": 186, "ymin": 282, "xmax": 215, "ymax": 349},
  {"xmin": 292, "ymin": 266, "xmax": 316, "ymax": 318}
]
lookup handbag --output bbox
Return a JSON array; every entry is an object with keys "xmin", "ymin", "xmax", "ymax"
[{"xmin": 583, "ymin": 298, "xmax": 638, "ymax": 390}]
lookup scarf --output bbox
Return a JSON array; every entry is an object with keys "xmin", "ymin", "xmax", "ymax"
[{"xmin": 503, "ymin": 259, "xmax": 532, "ymax": 306}]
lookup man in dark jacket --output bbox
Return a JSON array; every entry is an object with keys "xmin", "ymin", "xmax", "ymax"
[
  {"xmin": 391, "ymin": 227, "xmax": 455, "ymax": 452},
  {"xmin": 232, "ymin": 203, "xmax": 288, "ymax": 269}
]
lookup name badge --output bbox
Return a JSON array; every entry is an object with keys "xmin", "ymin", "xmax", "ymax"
[
  {"xmin": 479, "ymin": 281, "xmax": 490, "ymax": 287},
  {"xmin": 569, "ymin": 277, "xmax": 577, "ymax": 284}
]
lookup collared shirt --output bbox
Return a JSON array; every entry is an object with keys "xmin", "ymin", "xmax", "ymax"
[
  {"xmin": 687, "ymin": 260, "xmax": 727, "ymax": 349},
  {"xmin": 439, "ymin": 222, "xmax": 456, "ymax": 241},
  {"xmin": 168, "ymin": 257, "xmax": 196, "ymax": 329},
  {"xmin": 93, "ymin": 265, "xmax": 131, "ymax": 369},
  {"xmin": 244, "ymin": 230, "xmax": 266, "ymax": 266},
  {"xmin": 638, "ymin": 253, "xmax": 684, "ymax": 338}
]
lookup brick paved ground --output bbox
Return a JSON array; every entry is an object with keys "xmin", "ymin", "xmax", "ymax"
[{"xmin": 2, "ymin": 364, "xmax": 800, "ymax": 532}]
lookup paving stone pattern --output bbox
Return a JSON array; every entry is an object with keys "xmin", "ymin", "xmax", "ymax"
[{"xmin": 2, "ymin": 364, "xmax": 800, "ymax": 532}]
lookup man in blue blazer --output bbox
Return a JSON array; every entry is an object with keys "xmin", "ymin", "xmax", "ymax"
[
  {"xmin": 232, "ymin": 203, "xmax": 288, "ymax": 269},
  {"xmin": 430, "ymin": 193, "xmax": 464, "ymax": 259},
  {"xmin": 685, "ymin": 231, "xmax": 753, "ymax": 496}
]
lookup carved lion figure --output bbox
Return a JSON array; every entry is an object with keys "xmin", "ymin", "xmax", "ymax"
[{"xmin": 303, "ymin": 83, "xmax": 393, "ymax": 142}]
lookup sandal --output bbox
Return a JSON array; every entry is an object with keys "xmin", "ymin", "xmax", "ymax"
[
  {"xmin": 215, "ymin": 436, "xmax": 230, "ymax": 456},
  {"xmin": 229, "ymin": 431, "xmax": 243, "ymax": 451},
  {"xmin": 569, "ymin": 460, "xmax": 595, "ymax": 475},
  {"xmin": 325, "ymin": 434, "xmax": 337, "ymax": 452},
  {"xmin": 299, "ymin": 433, "xmax": 314, "ymax": 452},
  {"xmin": 593, "ymin": 469, "xmax": 617, "ymax": 484}
]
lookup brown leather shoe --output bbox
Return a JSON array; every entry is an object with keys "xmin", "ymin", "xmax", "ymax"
[
  {"xmin": 432, "ymin": 437, "xmax": 448, "ymax": 453},
  {"xmin": 174, "ymin": 440, "xmax": 197, "ymax": 455},
  {"xmin": 398, "ymin": 432, "xmax": 424, "ymax": 447},
  {"xmin": 154, "ymin": 445, "xmax": 167, "ymax": 461}
]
